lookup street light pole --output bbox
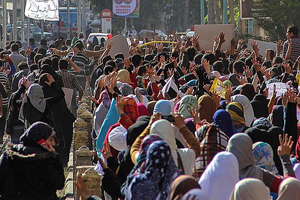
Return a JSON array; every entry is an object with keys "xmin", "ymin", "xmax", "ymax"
[
  {"xmin": 67, "ymin": 0, "xmax": 70, "ymax": 38},
  {"xmin": 200, "ymin": 0, "xmax": 205, "ymax": 24},
  {"xmin": 3, "ymin": 0, "xmax": 7, "ymax": 46},
  {"xmin": 223, "ymin": 0, "xmax": 228, "ymax": 24},
  {"xmin": 13, "ymin": 0, "xmax": 17, "ymax": 41},
  {"xmin": 21, "ymin": 0, "xmax": 25, "ymax": 42}
]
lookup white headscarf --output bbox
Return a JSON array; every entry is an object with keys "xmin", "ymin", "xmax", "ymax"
[
  {"xmin": 199, "ymin": 152, "xmax": 239, "ymax": 200},
  {"xmin": 277, "ymin": 177, "xmax": 300, "ymax": 200},
  {"xmin": 293, "ymin": 163, "xmax": 300, "ymax": 181},
  {"xmin": 150, "ymin": 119, "xmax": 195, "ymax": 175},
  {"xmin": 231, "ymin": 95, "xmax": 255, "ymax": 127},
  {"xmin": 108, "ymin": 125, "xmax": 127, "ymax": 152},
  {"xmin": 230, "ymin": 178, "xmax": 270, "ymax": 200}
]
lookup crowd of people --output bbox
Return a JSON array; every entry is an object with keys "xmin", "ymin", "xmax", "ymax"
[{"xmin": 1, "ymin": 25, "xmax": 300, "ymax": 199}]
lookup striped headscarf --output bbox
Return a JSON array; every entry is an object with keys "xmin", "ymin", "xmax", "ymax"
[
  {"xmin": 178, "ymin": 95, "xmax": 197, "ymax": 119},
  {"xmin": 226, "ymin": 102, "xmax": 246, "ymax": 129},
  {"xmin": 123, "ymin": 97, "xmax": 139, "ymax": 123}
]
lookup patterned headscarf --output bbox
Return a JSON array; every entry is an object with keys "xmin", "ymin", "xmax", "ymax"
[
  {"xmin": 253, "ymin": 117, "xmax": 272, "ymax": 129},
  {"xmin": 117, "ymin": 69, "xmax": 131, "ymax": 84},
  {"xmin": 120, "ymin": 83, "xmax": 134, "ymax": 96},
  {"xmin": 178, "ymin": 95, "xmax": 197, "ymax": 119},
  {"xmin": 252, "ymin": 142, "xmax": 278, "ymax": 175},
  {"xmin": 125, "ymin": 141, "xmax": 180, "ymax": 200},
  {"xmin": 226, "ymin": 102, "xmax": 246, "ymax": 129},
  {"xmin": 123, "ymin": 97, "xmax": 139, "ymax": 123}
]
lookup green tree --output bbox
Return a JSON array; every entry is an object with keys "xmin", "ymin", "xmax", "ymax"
[{"xmin": 254, "ymin": 0, "xmax": 300, "ymax": 40}]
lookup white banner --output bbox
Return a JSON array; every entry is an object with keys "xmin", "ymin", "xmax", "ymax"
[{"xmin": 25, "ymin": 0, "xmax": 59, "ymax": 21}]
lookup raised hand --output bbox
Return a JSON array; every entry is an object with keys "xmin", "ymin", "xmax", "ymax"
[{"xmin": 277, "ymin": 134, "xmax": 293, "ymax": 157}]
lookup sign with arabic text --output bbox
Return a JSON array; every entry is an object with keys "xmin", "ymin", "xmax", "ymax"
[
  {"xmin": 113, "ymin": 0, "xmax": 139, "ymax": 18},
  {"xmin": 25, "ymin": 0, "xmax": 59, "ymax": 21}
]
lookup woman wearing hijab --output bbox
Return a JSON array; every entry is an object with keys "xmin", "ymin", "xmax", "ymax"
[
  {"xmin": 181, "ymin": 189, "xmax": 209, "ymax": 200},
  {"xmin": 131, "ymin": 118, "xmax": 200, "ymax": 175},
  {"xmin": 0, "ymin": 122, "xmax": 65, "ymax": 200},
  {"xmin": 197, "ymin": 95, "xmax": 216, "ymax": 123},
  {"xmin": 240, "ymin": 83, "xmax": 256, "ymax": 101},
  {"xmin": 194, "ymin": 123, "xmax": 229, "ymax": 178},
  {"xmin": 103, "ymin": 96, "xmax": 139, "ymax": 157},
  {"xmin": 178, "ymin": 95, "xmax": 197, "ymax": 119},
  {"xmin": 153, "ymin": 100, "xmax": 172, "ymax": 115},
  {"xmin": 226, "ymin": 102, "xmax": 248, "ymax": 132},
  {"xmin": 277, "ymin": 178, "xmax": 300, "ymax": 200},
  {"xmin": 117, "ymin": 69, "xmax": 132, "ymax": 85},
  {"xmin": 169, "ymin": 175, "xmax": 201, "ymax": 200},
  {"xmin": 229, "ymin": 178, "xmax": 270, "ymax": 200},
  {"xmin": 199, "ymin": 152, "xmax": 239, "ymax": 200},
  {"xmin": 270, "ymin": 105, "xmax": 284, "ymax": 128},
  {"xmin": 226, "ymin": 133, "xmax": 295, "ymax": 193},
  {"xmin": 250, "ymin": 100, "xmax": 264, "ymax": 119},
  {"xmin": 231, "ymin": 94, "xmax": 255, "ymax": 127},
  {"xmin": 252, "ymin": 142, "xmax": 279, "ymax": 174},
  {"xmin": 124, "ymin": 141, "xmax": 181, "ymax": 200},
  {"xmin": 213, "ymin": 109, "xmax": 237, "ymax": 137},
  {"xmin": 253, "ymin": 94, "xmax": 269, "ymax": 117}
]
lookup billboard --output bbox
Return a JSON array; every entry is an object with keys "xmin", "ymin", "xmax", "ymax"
[
  {"xmin": 240, "ymin": 0, "xmax": 259, "ymax": 19},
  {"xmin": 112, "ymin": 0, "xmax": 139, "ymax": 18}
]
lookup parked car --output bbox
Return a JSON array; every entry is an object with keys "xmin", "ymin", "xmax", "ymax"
[{"xmin": 87, "ymin": 33, "xmax": 110, "ymax": 44}]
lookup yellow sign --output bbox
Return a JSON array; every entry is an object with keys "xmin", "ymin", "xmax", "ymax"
[{"xmin": 210, "ymin": 78, "xmax": 227, "ymax": 99}]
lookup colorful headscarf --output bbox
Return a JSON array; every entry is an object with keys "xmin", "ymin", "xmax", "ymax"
[
  {"xmin": 120, "ymin": 83, "xmax": 134, "ymax": 96},
  {"xmin": 123, "ymin": 97, "xmax": 139, "ymax": 123},
  {"xmin": 117, "ymin": 69, "xmax": 131, "ymax": 84},
  {"xmin": 223, "ymin": 80, "xmax": 233, "ymax": 87},
  {"xmin": 178, "ymin": 95, "xmax": 197, "ymax": 119},
  {"xmin": 252, "ymin": 142, "xmax": 278, "ymax": 175},
  {"xmin": 125, "ymin": 141, "xmax": 180, "ymax": 200},
  {"xmin": 231, "ymin": 95, "xmax": 255, "ymax": 127},
  {"xmin": 226, "ymin": 102, "xmax": 246, "ymax": 129},
  {"xmin": 253, "ymin": 117, "xmax": 272, "ymax": 129},
  {"xmin": 213, "ymin": 109, "xmax": 237, "ymax": 137}
]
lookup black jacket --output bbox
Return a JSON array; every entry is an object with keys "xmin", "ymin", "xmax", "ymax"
[{"xmin": 0, "ymin": 143, "xmax": 65, "ymax": 200}]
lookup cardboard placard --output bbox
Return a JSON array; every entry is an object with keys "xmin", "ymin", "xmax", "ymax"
[
  {"xmin": 247, "ymin": 39, "xmax": 277, "ymax": 57},
  {"xmin": 266, "ymin": 82, "xmax": 290, "ymax": 99},
  {"xmin": 62, "ymin": 87, "xmax": 74, "ymax": 110},
  {"xmin": 104, "ymin": 35, "xmax": 130, "ymax": 58},
  {"xmin": 194, "ymin": 24, "xmax": 235, "ymax": 51}
]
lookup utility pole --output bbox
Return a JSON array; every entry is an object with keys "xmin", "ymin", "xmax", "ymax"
[
  {"xmin": 223, "ymin": 0, "xmax": 228, "ymax": 24},
  {"xmin": 82, "ymin": 0, "xmax": 85, "ymax": 37},
  {"xmin": 67, "ymin": 0, "xmax": 70, "ymax": 38},
  {"xmin": 200, "ymin": 0, "xmax": 205, "ymax": 24},
  {"xmin": 77, "ymin": 0, "xmax": 82, "ymax": 35},
  {"xmin": 3, "ymin": 0, "xmax": 7, "ymax": 46},
  {"xmin": 21, "ymin": 0, "xmax": 25, "ymax": 42},
  {"xmin": 13, "ymin": 0, "xmax": 17, "ymax": 41},
  {"xmin": 41, "ymin": 20, "xmax": 44, "ymax": 40}
]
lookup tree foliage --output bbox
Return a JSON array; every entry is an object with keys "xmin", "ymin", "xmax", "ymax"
[{"xmin": 254, "ymin": 0, "xmax": 300, "ymax": 40}]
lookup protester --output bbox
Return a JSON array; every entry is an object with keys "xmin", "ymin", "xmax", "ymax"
[{"xmin": 0, "ymin": 122, "xmax": 65, "ymax": 199}]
